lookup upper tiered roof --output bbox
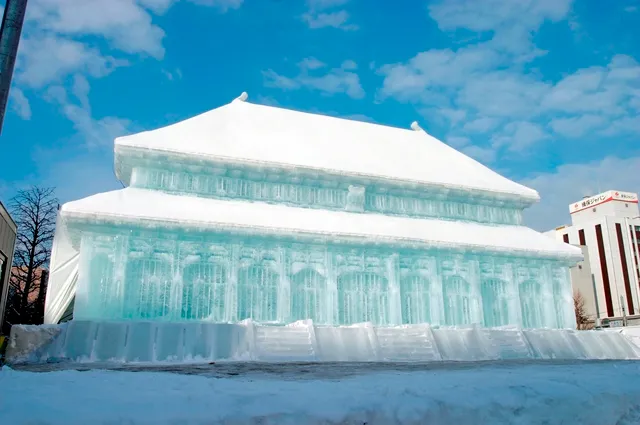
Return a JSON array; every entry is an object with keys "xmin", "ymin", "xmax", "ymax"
[{"xmin": 115, "ymin": 93, "xmax": 539, "ymax": 202}]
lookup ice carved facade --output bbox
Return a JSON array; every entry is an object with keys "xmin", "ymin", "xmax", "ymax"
[{"xmin": 45, "ymin": 94, "xmax": 582, "ymax": 329}]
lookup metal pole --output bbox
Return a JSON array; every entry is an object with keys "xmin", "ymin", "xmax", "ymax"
[
  {"xmin": 624, "ymin": 216, "xmax": 640, "ymax": 313},
  {"xmin": 621, "ymin": 295, "xmax": 627, "ymax": 326},
  {"xmin": 592, "ymin": 273, "xmax": 600, "ymax": 322},
  {"xmin": 0, "ymin": 0, "xmax": 29, "ymax": 134}
]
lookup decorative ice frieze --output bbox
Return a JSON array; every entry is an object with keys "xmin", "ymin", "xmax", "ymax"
[{"xmin": 345, "ymin": 185, "xmax": 365, "ymax": 212}]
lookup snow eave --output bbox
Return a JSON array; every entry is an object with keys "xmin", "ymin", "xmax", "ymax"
[
  {"xmin": 113, "ymin": 145, "xmax": 541, "ymax": 206},
  {"xmin": 59, "ymin": 189, "xmax": 579, "ymax": 262}
]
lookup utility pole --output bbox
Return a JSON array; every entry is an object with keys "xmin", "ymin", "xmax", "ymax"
[{"xmin": 0, "ymin": 0, "xmax": 29, "ymax": 135}]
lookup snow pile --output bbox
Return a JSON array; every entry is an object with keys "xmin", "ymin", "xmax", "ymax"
[{"xmin": 2, "ymin": 362, "xmax": 640, "ymax": 425}]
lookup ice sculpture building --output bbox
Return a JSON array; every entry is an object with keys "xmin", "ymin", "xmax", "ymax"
[{"xmin": 44, "ymin": 93, "xmax": 582, "ymax": 329}]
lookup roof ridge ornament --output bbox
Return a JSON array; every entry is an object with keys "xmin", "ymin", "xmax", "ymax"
[
  {"xmin": 235, "ymin": 92, "xmax": 248, "ymax": 102},
  {"xmin": 410, "ymin": 121, "xmax": 422, "ymax": 132}
]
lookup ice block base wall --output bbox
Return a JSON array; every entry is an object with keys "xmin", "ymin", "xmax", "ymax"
[{"xmin": 7, "ymin": 321, "xmax": 640, "ymax": 364}]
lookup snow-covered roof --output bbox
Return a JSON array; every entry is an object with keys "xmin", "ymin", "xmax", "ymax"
[
  {"xmin": 115, "ymin": 94, "xmax": 539, "ymax": 203},
  {"xmin": 61, "ymin": 188, "xmax": 580, "ymax": 261}
]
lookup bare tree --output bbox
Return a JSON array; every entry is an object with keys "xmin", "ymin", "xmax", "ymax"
[
  {"xmin": 574, "ymin": 291, "xmax": 593, "ymax": 330},
  {"xmin": 4, "ymin": 187, "xmax": 58, "ymax": 330}
]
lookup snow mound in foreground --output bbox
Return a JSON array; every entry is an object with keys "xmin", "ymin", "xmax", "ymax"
[{"xmin": 2, "ymin": 362, "xmax": 640, "ymax": 425}]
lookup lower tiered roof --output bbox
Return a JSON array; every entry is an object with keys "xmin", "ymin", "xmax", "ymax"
[{"xmin": 60, "ymin": 188, "xmax": 581, "ymax": 261}]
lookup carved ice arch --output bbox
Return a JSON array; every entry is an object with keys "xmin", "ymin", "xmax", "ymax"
[
  {"xmin": 180, "ymin": 258, "xmax": 227, "ymax": 322},
  {"xmin": 290, "ymin": 268, "xmax": 327, "ymax": 323},
  {"xmin": 480, "ymin": 278, "xmax": 510, "ymax": 327},
  {"xmin": 518, "ymin": 279, "xmax": 544, "ymax": 328},
  {"xmin": 442, "ymin": 275, "xmax": 472, "ymax": 325},
  {"xmin": 337, "ymin": 271, "xmax": 389, "ymax": 325},
  {"xmin": 236, "ymin": 263, "xmax": 279, "ymax": 322},
  {"xmin": 84, "ymin": 238, "xmax": 116, "ymax": 318},
  {"xmin": 124, "ymin": 252, "xmax": 173, "ymax": 320},
  {"xmin": 398, "ymin": 257, "xmax": 433, "ymax": 325},
  {"xmin": 551, "ymin": 266, "xmax": 574, "ymax": 328}
]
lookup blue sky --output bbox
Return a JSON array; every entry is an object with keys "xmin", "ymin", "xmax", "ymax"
[{"xmin": 0, "ymin": 0, "xmax": 639, "ymax": 231}]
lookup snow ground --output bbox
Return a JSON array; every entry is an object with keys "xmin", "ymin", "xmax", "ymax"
[{"xmin": 2, "ymin": 361, "xmax": 640, "ymax": 425}]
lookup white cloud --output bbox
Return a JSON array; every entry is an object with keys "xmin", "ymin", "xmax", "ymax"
[
  {"xmin": 458, "ymin": 72, "xmax": 549, "ymax": 118},
  {"xmin": 262, "ymin": 70, "xmax": 301, "ymax": 90},
  {"xmin": 493, "ymin": 121, "xmax": 549, "ymax": 151},
  {"xmin": 4, "ymin": 0, "xmax": 244, "ymax": 203},
  {"xmin": 446, "ymin": 136, "xmax": 471, "ymax": 148},
  {"xmin": 299, "ymin": 57, "xmax": 326, "ymax": 70},
  {"xmin": 137, "ymin": 0, "xmax": 176, "ymax": 14},
  {"xmin": 341, "ymin": 59, "xmax": 357, "ymax": 70},
  {"xmin": 162, "ymin": 68, "xmax": 183, "ymax": 80},
  {"xmin": 429, "ymin": 0, "xmax": 572, "ymax": 34},
  {"xmin": 437, "ymin": 108, "xmax": 467, "ymax": 126},
  {"xmin": 306, "ymin": 0, "xmax": 349, "ymax": 9},
  {"xmin": 72, "ymin": 74, "xmax": 91, "ymax": 110},
  {"xmin": 379, "ymin": 45, "xmax": 503, "ymax": 101},
  {"xmin": 302, "ymin": 0, "xmax": 357, "ymax": 30},
  {"xmin": 187, "ymin": 0, "xmax": 243, "ymax": 11},
  {"xmin": 16, "ymin": 35, "xmax": 124, "ymax": 88},
  {"xmin": 462, "ymin": 117, "xmax": 500, "ymax": 133},
  {"xmin": 46, "ymin": 84, "xmax": 131, "ymax": 148},
  {"xmin": 303, "ymin": 10, "xmax": 358, "ymax": 30},
  {"xmin": 9, "ymin": 88, "xmax": 32, "ymax": 120},
  {"xmin": 521, "ymin": 156, "xmax": 640, "ymax": 231},
  {"xmin": 549, "ymin": 114, "xmax": 607, "ymax": 138},
  {"xmin": 24, "ymin": 0, "xmax": 241, "ymax": 60},
  {"xmin": 462, "ymin": 145, "xmax": 497, "ymax": 164},
  {"xmin": 264, "ymin": 59, "xmax": 365, "ymax": 99},
  {"xmin": 379, "ymin": 1, "xmax": 640, "ymax": 163},
  {"xmin": 599, "ymin": 115, "xmax": 640, "ymax": 136},
  {"xmin": 11, "ymin": 0, "xmax": 244, "ymax": 135},
  {"xmin": 28, "ymin": 0, "xmax": 166, "ymax": 58}
]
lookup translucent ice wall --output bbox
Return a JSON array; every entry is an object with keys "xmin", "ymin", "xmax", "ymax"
[
  {"xmin": 67, "ymin": 224, "xmax": 575, "ymax": 329},
  {"xmin": 10, "ymin": 321, "xmax": 639, "ymax": 364}
]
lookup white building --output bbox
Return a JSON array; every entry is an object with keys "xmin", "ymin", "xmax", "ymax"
[{"xmin": 546, "ymin": 190, "xmax": 640, "ymax": 324}]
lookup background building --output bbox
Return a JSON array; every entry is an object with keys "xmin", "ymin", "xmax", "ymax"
[
  {"xmin": 0, "ymin": 200, "xmax": 17, "ymax": 333},
  {"xmin": 546, "ymin": 190, "xmax": 640, "ymax": 326}
]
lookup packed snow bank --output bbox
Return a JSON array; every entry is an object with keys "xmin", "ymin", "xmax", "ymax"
[{"xmin": 2, "ymin": 362, "xmax": 640, "ymax": 425}]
